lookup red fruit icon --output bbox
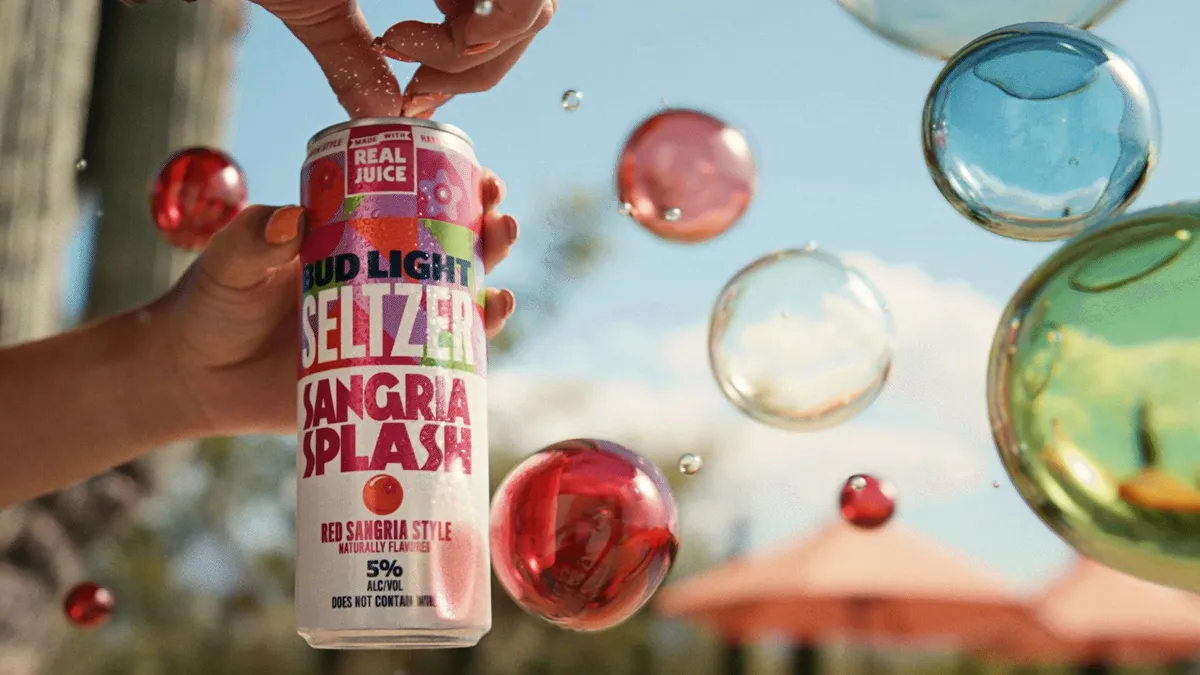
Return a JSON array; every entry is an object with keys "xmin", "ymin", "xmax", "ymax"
[{"xmin": 363, "ymin": 474, "xmax": 404, "ymax": 516}]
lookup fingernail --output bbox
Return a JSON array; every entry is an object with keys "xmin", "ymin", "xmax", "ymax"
[
  {"xmin": 403, "ymin": 93, "xmax": 453, "ymax": 119},
  {"xmin": 463, "ymin": 40, "xmax": 501, "ymax": 56},
  {"xmin": 500, "ymin": 289, "xmax": 516, "ymax": 318},
  {"xmin": 493, "ymin": 176, "xmax": 507, "ymax": 204},
  {"xmin": 371, "ymin": 37, "xmax": 416, "ymax": 63},
  {"xmin": 265, "ymin": 206, "xmax": 304, "ymax": 245},
  {"xmin": 503, "ymin": 215, "xmax": 519, "ymax": 242}
]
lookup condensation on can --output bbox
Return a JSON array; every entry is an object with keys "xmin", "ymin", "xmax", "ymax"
[{"xmin": 295, "ymin": 117, "xmax": 491, "ymax": 650}]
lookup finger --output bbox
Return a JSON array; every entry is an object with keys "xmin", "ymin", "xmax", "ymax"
[
  {"xmin": 200, "ymin": 206, "xmax": 304, "ymax": 291},
  {"xmin": 483, "ymin": 288, "xmax": 516, "ymax": 338},
  {"xmin": 287, "ymin": 13, "xmax": 403, "ymax": 118},
  {"xmin": 404, "ymin": 36, "xmax": 535, "ymax": 97},
  {"xmin": 481, "ymin": 210, "xmax": 518, "ymax": 273},
  {"xmin": 463, "ymin": 0, "xmax": 556, "ymax": 47},
  {"xmin": 481, "ymin": 169, "xmax": 506, "ymax": 212},
  {"xmin": 374, "ymin": 17, "xmax": 518, "ymax": 74}
]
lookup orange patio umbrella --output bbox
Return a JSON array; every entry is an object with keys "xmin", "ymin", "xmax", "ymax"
[
  {"xmin": 655, "ymin": 519, "xmax": 1032, "ymax": 648},
  {"xmin": 974, "ymin": 558, "xmax": 1200, "ymax": 667}
]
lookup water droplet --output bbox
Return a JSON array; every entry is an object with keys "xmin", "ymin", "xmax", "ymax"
[
  {"xmin": 474, "ymin": 0, "xmax": 493, "ymax": 15},
  {"xmin": 678, "ymin": 453, "xmax": 702, "ymax": 475},
  {"xmin": 662, "ymin": 207, "xmax": 682, "ymax": 222},
  {"xmin": 617, "ymin": 202, "xmax": 633, "ymax": 216},
  {"xmin": 561, "ymin": 89, "xmax": 583, "ymax": 112},
  {"xmin": 75, "ymin": 159, "xmax": 87, "ymax": 171},
  {"xmin": 840, "ymin": 474, "xmax": 897, "ymax": 529}
]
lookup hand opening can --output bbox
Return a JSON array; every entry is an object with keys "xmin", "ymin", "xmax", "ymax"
[{"xmin": 296, "ymin": 118, "xmax": 491, "ymax": 649}]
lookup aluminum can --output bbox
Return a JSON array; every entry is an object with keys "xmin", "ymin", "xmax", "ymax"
[{"xmin": 296, "ymin": 118, "xmax": 490, "ymax": 649}]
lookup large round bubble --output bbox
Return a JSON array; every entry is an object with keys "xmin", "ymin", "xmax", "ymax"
[
  {"xmin": 989, "ymin": 202, "xmax": 1200, "ymax": 591},
  {"xmin": 709, "ymin": 245, "xmax": 894, "ymax": 431},
  {"xmin": 490, "ymin": 439, "xmax": 680, "ymax": 631},
  {"xmin": 923, "ymin": 22, "xmax": 1159, "ymax": 242},
  {"xmin": 836, "ymin": 0, "xmax": 1126, "ymax": 60}
]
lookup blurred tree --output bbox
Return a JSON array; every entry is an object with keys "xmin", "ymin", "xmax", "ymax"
[{"xmin": 0, "ymin": 1, "xmax": 242, "ymax": 674}]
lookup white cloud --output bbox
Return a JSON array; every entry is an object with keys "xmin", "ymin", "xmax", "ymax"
[{"xmin": 487, "ymin": 253, "xmax": 1008, "ymax": 547}]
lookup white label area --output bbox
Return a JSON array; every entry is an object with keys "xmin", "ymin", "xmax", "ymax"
[{"xmin": 294, "ymin": 365, "xmax": 491, "ymax": 633}]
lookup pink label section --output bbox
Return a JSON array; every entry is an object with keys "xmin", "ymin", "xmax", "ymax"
[{"xmin": 348, "ymin": 127, "xmax": 417, "ymax": 195}]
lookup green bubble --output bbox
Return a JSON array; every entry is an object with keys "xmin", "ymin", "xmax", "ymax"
[{"xmin": 989, "ymin": 202, "xmax": 1200, "ymax": 590}]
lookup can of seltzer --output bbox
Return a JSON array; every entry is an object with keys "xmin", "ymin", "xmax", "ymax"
[{"xmin": 296, "ymin": 118, "xmax": 491, "ymax": 649}]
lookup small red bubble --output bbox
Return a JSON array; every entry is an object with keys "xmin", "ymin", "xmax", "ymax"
[
  {"xmin": 64, "ymin": 582, "xmax": 114, "ymax": 629},
  {"xmin": 839, "ymin": 474, "xmax": 897, "ymax": 529},
  {"xmin": 616, "ymin": 108, "xmax": 756, "ymax": 243},
  {"xmin": 490, "ymin": 439, "xmax": 680, "ymax": 632},
  {"xmin": 150, "ymin": 147, "xmax": 248, "ymax": 251},
  {"xmin": 305, "ymin": 155, "xmax": 345, "ymax": 227},
  {"xmin": 362, "ymin": 474, "xmax": 404, "ymax": 515}
]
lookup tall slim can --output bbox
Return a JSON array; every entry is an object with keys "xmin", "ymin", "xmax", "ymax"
[{"xmin": 296, "ymin": 118, "xmax": 491, "ymax": 649}]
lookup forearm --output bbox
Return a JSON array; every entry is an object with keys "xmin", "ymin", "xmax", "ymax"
[{"xmin": 0, "ymin": 310, "xmax": 207, "ymax": 506}]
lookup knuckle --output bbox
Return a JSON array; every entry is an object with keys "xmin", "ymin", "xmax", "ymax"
[{"xmin": 530, "ymin": 2, "xmax": 555, "ymax": 31}]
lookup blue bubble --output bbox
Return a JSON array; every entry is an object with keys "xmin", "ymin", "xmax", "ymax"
[{"xmin": 922, "ymin": 23, "xmax": 1159, "ymax": 242}]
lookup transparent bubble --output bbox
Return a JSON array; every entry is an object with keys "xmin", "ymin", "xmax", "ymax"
[
  {"xmin": 923, "ymin": 23, "xmax": 1159, "ymax": 242},
  {"xmin": 709, "ymin": 246, "xmax": 895, "ymax": 431},
  {"xmin": 617, "ymin": 201, "xmax": 633, "ymax": 217},
  {"xmin": 989, "ymin": 201, "xmax": 1200, "ymax": 592},
  {"xmin": 75, "ymin": 158, "xmax": 87, "ymax": 171},
  {"xmin": 561, "ymin": 89, "xmax": 583, "ymax": 112},
  {"xmin": 474, "ymin": 0, "xmax": 493, "ymax": 16},
  {"xmin": 678, "ymin": 453, "xmax": 702, "ymax": 475},
  {"xmin": 835, "ymin": 0, "xmax": 1126, "ymax": 60},
  {"xmin": 617, "ymin": 109, "xmax": 756, "ymax": 243}
]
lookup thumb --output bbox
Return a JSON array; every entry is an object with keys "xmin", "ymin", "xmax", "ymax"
[{"xmin": 200, "ymin": 205, "xmax": 305, "ymax": 290}]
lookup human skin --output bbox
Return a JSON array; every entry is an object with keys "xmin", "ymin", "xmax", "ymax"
[{"xmin": 0, "ymin": 172, "xmax": 517, "ymax": 508}]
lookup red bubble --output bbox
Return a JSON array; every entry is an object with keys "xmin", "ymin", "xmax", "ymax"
[
  {"xmin": 616, "ymin": 109, "xmax": 756, "ymax": 243},
  {"xmin": 490, "ymin": 439, "xmax": 680, "ymax": 631},
  {"xmin": 150, "ymin": 147, "xmax": 248, "ymax": 250},
  {"xmin": 306, "ymin": 155, "xmax": 345, "ymax": 227},
  {"xmin": 64, "ymin": 582, "xmax": 114, "ymax": 629},
  {"xmin": 362, "ymin": 474, "xmax": 404, "ymax": 515},
  {"xmin": 839, "ymin": 474, "xmax": 897, "ymax": 529}
]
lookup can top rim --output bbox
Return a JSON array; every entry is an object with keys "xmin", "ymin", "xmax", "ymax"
[{"xmin": 307, "ymin": 117, "xmax": 473, "ymax": 150}]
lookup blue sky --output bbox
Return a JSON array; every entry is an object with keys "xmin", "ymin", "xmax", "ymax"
[{"xmin": 69, "ymin": 0, "xmax": 1200, "ymax": 594}]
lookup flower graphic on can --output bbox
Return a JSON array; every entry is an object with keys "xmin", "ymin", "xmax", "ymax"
[{"xmin": 419, "ymin": 169, "xmax": 464, "ymax": 220}]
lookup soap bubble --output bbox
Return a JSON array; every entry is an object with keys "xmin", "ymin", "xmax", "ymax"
[
  {"xmin": 836, "ymin": 0, "xmax": 1127, "ymax": 60},
  {"xmin": 989, "ymin": 201, "xmax": 1200, "ymax": 591},
  {"xmin": 561, "ymin": 90, "xmax": 583, "ymax": 111},
  {"xmin": 616, "ymin": 109, "xmax": 756, "ymax": 243},
  {"xmin": 923, "ymin": 22, "xmax": 1159, "ymax": 242},
  {"xmin": 490, "ymin": 439, "xmax": 680, "ymax": 631},
  {"xmin": 709, "ymin": 246, "xmax": 894, "ymax": 431}
]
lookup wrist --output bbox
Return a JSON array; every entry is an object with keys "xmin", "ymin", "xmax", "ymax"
[{"xmin": 110, "ymin": 306, "xmax": 213, "ymax": 444}]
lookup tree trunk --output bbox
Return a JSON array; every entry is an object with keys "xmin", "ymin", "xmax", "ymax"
[
  {"xmin": 0, "ymin": 1, "xmax": 242, "ymax": 674},
  {"xmin": 0, "ymin": 3, "xmax": 102, "ymax": 675},
  {"xmin": 0, "ymin": 0, "xmax": 98, "ymax": 344}
]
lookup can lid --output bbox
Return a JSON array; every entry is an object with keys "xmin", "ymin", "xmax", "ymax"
[{"xmin": 307, "ymin": 117, "xmax": 473, "ymax": 151}]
